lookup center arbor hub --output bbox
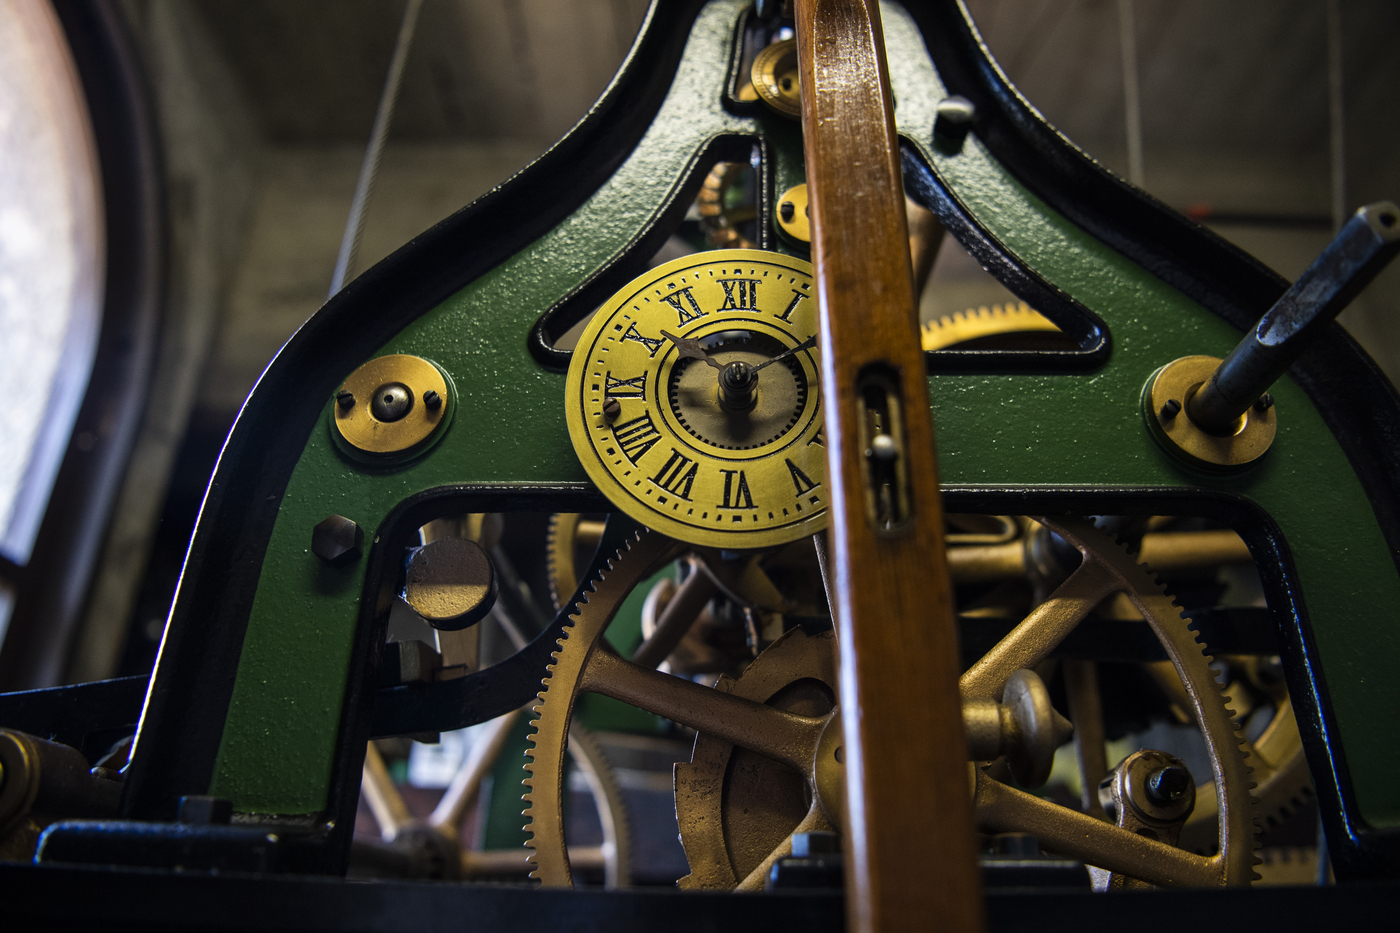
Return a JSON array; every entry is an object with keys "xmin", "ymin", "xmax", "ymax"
[{"xmin": 565, "ymin": 249, "xmax": 826, "ymax": 549}]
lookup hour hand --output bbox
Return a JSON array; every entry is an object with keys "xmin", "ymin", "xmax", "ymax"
[{"xmin": 661, "ymin": 329, "xmax": 722, "ymax": 369}]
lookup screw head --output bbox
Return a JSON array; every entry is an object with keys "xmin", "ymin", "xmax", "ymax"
[
  {"xmin": 602, "ymin": 398, "xmax": 621, "ymax": 420},
  {"xmin": 934, "ymin": 95, "xmax": 977, "ymax": 143},
  {"xmin": 1145, "ymin": 765, "xmax": 1192, "ymax": 806},
  {"xmin": 869, "ymin": 433, "xmax": 898, "ymax": 461},
  {"xmin": 780, "ymin": 200, "xmax": 795, "ymax": 222},
  {"xmin": 312, "ymin": 515, "xmax": 363, "ymax": 566},
  {"xmin": 1254, "ymin": 393, "xmax": 1274, "ymax": 412},
  {"xmin": 1160, "ymin": 398, "xmax": 1182, "ymax": 419},
  {"xmin": 370, "ymin": 383, "xmax": 414, "ymax": 422},
  {"xmin": 336, "ymin": 390, "xmax": 355, "ymax": 409},
  {"xmin": 423, "ymin": 389, "xmax": 442, "ymax": 410}
]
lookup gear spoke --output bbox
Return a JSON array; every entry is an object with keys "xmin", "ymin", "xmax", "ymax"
[
  {"xmin": 960, "ymin": 558, "xmax": 1118, "ymax": 701},
  {"xmin": 973, "ymin": 771, "xmax": 1219, "ymax": 887},
  {"xmin": 583, "ymin": 649, "xmax": 825, "ymax": 772},
  {"xmin": 735, "ymin": 800, "xmax": 833, "ymax": 891}
]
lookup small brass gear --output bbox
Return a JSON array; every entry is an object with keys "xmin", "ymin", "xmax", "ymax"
[{"xmin": 920, "ymin": 302, "xmax": 1059, "ymax": 351}]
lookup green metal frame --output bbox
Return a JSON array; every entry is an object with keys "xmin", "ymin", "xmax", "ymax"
[{"xmin": 201, "ymin": 1, "xmax": 1398, "ymax": 844}]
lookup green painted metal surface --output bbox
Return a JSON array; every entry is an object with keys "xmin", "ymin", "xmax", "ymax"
[{"xmin": 208, "ymin": 0, "xmax": 1400, "ymax": 832}]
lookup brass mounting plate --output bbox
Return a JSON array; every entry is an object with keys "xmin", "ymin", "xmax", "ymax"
[
  {"xmin": 1142, "ymin": 355, "xmax": 1276, "ymax": 470},
  {"xmin": 332, "ymin": 353, "xmax": 451, "ymax": 459}
]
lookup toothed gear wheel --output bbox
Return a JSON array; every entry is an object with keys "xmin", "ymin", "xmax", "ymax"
[
  {"xmin": 919, "ymin": 301, "xmax": 1059, "ymax": 351},
  {"xmin": 524, "ymin": 526, "xmax": 672, "ymax": 886},
  {"xmin": 524, "ymin": 516, "xmax": 1257, "ymax": 889}
]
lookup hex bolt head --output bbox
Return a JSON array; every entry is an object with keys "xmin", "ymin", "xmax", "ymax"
[
  {"xmin": 423, "ymin": 389, "xmax": 442, "ymax": 410},
  {"xmin": 336, "ymin": 390, "xmax": 355, "ymax": 409},
  {"xmin": 602, "ymin": 398, "xmax": 621, "ymax": 421},
  {"xmin": 1160, "ymin": 398, "xmax": 1182, "ymax": 419},
  {"xmin": 312, "ymin": 515, "xmax": 364, "ymax": 566},
  {"xmin": 1145, "ymin": 765, "xmax": 1192, "ymax": 806}
]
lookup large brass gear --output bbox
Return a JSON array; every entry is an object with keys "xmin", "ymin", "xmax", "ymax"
[
  {"xmin": 920, "ymin": 302, "xmax": 1059, "ymax": 351},
  {"xmin": 524, "ymin": 526, "xmax": 674, "ymax": 884},
  {"xmin": 525, "ymin": 517, "xmax": 1255, "ymax": 888}
]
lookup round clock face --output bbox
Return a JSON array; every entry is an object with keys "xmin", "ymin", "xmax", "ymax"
[{"xmin": 565, "ymin": 249, "xmax": 827, "ymax": 549}]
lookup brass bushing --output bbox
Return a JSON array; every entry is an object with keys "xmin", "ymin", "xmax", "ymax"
[
  {"xmin": 775, "ymin": 183, "xmax": 810, "ymax": 244},
  {"xmin": 1142, "ymin": 355, "xmax": 1275, "ymax": 471},
  {"xmin": 751, "ymin": 39, "xmax": 800, "ymax": 118},
  {"xmin": 333, "ymin": 354, "xmax": 451, "ymax": 459}
]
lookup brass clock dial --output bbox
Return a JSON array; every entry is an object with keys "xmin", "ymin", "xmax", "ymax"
[{"xmin": 565, "ymin": 250, "xmax": 826, "ymax": 549}]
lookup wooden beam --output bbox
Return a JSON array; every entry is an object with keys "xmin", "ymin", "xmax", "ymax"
[{"xmin": 794, "ymin": 1, "xmax": 985, "ymax": 930}]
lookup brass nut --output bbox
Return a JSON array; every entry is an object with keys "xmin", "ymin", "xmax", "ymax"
[
  {"xmin": 332, "ymin": 354, "xmax": 451, "ymax": 458},
  {"xmin": 1142, "ymin": 355, "xmax": 1276, "ymax": 470},
  {"xmin": 751, "ymin": 39, "xmax": 800, "ymax": 118},
  {"xmin": 775, "ymin": 183, "xmax": 810, "ymax": 244}
]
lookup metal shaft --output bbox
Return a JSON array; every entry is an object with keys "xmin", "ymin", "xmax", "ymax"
[{"xmin": 1189, "ymin": 201, "xmax": 1400, "ymax": 435}]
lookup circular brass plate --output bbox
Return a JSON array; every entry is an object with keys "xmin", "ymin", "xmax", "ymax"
[
  {"xmin": 775, "ymin": 183, "xmax": 810, "ymax": 244},
  {"xmin": 751, "ymin": 39, "xmax": 800, "ymax": 118},
  {"xmin": 1142, "ymin": 355, "xmax": 1276, "ymax": 470},
  {"xmin": 564, "ymin": 249, "xmax": 825, "ymax": 550},
  {"xmin": 334, "ymin": 354, "xmax": 450, "ymax": 457},
  {"xmin": 404, "ymin": 537, "xmax": 497, "ymax": 630}
]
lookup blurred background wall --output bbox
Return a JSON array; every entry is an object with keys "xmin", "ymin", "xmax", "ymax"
[{"xmin": 5, "ymin": 0, "xmax": 1397, "ymax": 687}]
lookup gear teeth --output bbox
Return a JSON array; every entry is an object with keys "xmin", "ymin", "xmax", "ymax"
[{"xmin": 520, "ymin": 526, "xmax": 660, "ymax": 887}]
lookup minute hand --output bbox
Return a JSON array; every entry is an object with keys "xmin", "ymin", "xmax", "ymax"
[{"xmin": 750, "ymin": 334, "xmax": 818, "ymax": 374}]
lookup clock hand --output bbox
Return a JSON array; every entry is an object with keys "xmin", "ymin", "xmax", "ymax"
[
  {"xmin": 750, "ymin": 334, "xmax": 818, "ymax": 374},
  {"xmin": 661, "ymin": 329, "xmax": 723, "ymax": 369}
]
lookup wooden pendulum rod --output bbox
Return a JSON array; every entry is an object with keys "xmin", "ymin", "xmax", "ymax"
[{"xmin": 794, "ymin": 1, "xmax": 985, "ymax": 931}]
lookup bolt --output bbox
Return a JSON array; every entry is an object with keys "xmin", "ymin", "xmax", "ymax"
[
  {"xmin": 370, "ymin": 382, "xmax": 413, "ymax": 422},
  {"xmin": 869, "ymin": 433, "xmax": 898, "ymax": 461},
  {"xmin": 1160, "ymin": 398, "xmax": 1182, "ymax": 420},
  {"xmin": 1145, "ymin": 765, "xmax": 1192, "ymax": 806},
  {"xmin": 603, "ymin": 398, "xmax": 622, "ymax": 421},
  {"xmin": 423, "ymin": 389, "xmax": 442, "ymax": 410},
  {"xmin": 792, "ymin": 831, "xmax": 841, "ymax": 857},
  {"xmin": 312, "ymin": 515, "xmax": 363, "ymax": 566},
  {"xmin": 1255, "ymin": 393, "xmax": 1274, "ymax": 412},
  {"xmin": 179, "ymin": 795, "xmax": 233, "ymax": 825},
  {"xmin": 336, "ymin": 390, "xmax": 355, "ymax": 409},
  {"xmin": 934, "ymin": 95, "xmax": 977, "ymax": 144},
  {"xmin": 780, "ymin": 201, "xmax": 795, "ymax": 223}
]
